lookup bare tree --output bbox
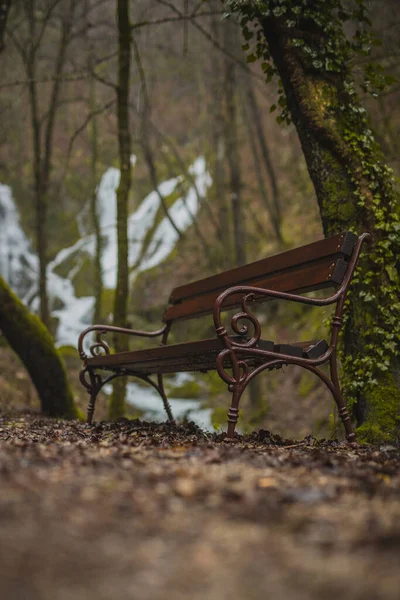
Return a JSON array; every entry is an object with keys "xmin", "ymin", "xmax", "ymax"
[
  {"xmin": 109, "ymin": 0, "xmax": 132, "ymax": 419},
  {"xmin": 7, "ymin": 0, "xmax": 81, "ymax": 327},
  {"xmin": 224, "ymin": 20, "xmax": 246, "ymax": 266}
]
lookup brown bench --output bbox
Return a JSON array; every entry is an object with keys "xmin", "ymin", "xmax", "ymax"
[{"xmin": 78, "ymin": 231, "xmax": 369, "ymax": 442}]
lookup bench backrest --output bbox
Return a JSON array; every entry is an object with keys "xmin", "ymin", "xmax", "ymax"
[{"xmin": 163, "ymin": 231, "xmax": 358, "ymax": 323}]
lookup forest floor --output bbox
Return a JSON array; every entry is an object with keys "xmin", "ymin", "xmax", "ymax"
[{"xmin": 0, "ymin": 412, "xmax": 399, "ymax": 600}]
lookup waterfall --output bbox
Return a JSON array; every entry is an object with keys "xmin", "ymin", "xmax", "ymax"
[
  {"xmin": 0, "ymin": 158, "xmax": 213, "ymax": 428},
  {"xmin": 0, "ymin": 157, "xmax": 211, "ymax": 347}
]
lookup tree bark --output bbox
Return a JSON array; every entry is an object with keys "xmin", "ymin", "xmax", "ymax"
[
  {"xmin": 210, "ymin": 8, "xmax": 231, "ymax": 267},
  {"xmin": 224, "ymin": 22, "xmax": 246, "ymax": 266},
  {"xmin": 86, "ymin": 0, "xmax": 103, "ymax": 324},
  {"xmin": 109, "ymin": 0, "xmax": 132, "ymax": 420},
  {"xmin": 0, "ymin": 276, "xmax": 77, "ymax": 418},
  {"xmin": 89, "ymin": 76, "xmax": 104, "ymax": 324},
  {"xmin": 0, "ymin": 0, "xmax": 12, "ymax": 52}
]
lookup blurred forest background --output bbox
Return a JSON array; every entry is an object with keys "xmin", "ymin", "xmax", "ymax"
[{"xmin": 0, "ymin": 0, "xmax": 399, "ymax": 438}]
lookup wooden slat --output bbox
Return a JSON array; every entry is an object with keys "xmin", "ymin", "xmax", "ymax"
[
  {"xmin": 163, "ymin": 256, "xmax": 342, "ymax": 322},
  {"xmin": 88, "ymin": 337, "xmax": 227, "ymax": 368},
  {"xmin": 169, "ymin": 232, "xmax": 356, "ymax": 304},
  {"xmin": 87, "ymin": 337, "xmax": 274, "ymax": 368},
  {"xmin": 86, "ymin": 337, "xmax": 275, "ymax": 375}
]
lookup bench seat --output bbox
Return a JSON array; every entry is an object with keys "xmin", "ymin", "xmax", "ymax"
[{"xmin": 86, "ymin": 337, "xmax": 328, "ymax": 375}]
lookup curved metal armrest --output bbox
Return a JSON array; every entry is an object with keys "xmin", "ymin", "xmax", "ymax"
[
  {"xmin": 213, "ymin": 233, "xmax": 371, "ymax": 328},
  {"xmin": 78, "ymin": 323, "xmax": 167, "ymax": 360},
  {"xmin": 213, "ymin": 285, "xmax": 343, "ymax": 331}
]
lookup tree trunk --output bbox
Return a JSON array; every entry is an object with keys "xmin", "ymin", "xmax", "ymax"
[
  {"xmin": 0, "ymin": 0, "xmax": 12, "ymax": 52},
  {"xmin": 0, "ymin": 276, "xmax": 77, "ymax": 418},
  {"xmin": 229, "ymin": 3, "xmax": 400, "ymax": 441},
  {"xmin": 109, "ymin": 0, "xmax": 132, "ymax": 420},
  {"xmin": 25, "ymin": 0, "xmax": 75, "ymax": 328},
  {"xmin": 210, "ymin": 8, "xmax": 231, "ymax": 267},
  {"xmin": 89, "ymin": 76, "xmax": 104, "ymax": 324},
  {"xmin": 224, "ymin": 22, "xmax": 246, "ymax": 266},
  {"xmin": 27, "ymin": 56, "xmax": 50, "ymax": 327},
  {"xmin": 86, "ymin": 0, "xmax": 103, "ymax": 324}
]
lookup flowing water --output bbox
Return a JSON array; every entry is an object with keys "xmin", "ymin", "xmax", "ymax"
[{"xmin": 0, "ymin": 158, "xmax": 213, "ymax": 429}]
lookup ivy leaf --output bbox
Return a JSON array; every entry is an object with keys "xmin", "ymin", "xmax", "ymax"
[
  {"xmin": 242, "ymin": 26, "xmax": 253, "ymax": 41},
  {"xmin": 272, "ymin": 6, "xmax": 287, "ymax": 17},
  {"xmin": 246, "ymin": 54, "xmax": 257, "ymax": 63},
  {"xmin": 385, "ymin": 265, "xmax": 398, "ymax": 282},
  {"xmin": 269, "ymin": 104, "xmax": 277, "ymax": 113}
]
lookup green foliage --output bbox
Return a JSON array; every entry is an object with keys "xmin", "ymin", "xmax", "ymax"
[
  {"xmin": 356, "ymin": 373, "xmax": 400, "ymax": 443},
  {"xmin": 224, "ymin": 0, "xmax": 396, "ymax": 125}
]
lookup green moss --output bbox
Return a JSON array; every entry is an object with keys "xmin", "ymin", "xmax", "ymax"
[
  {"xmin": 58, "ymin": 345, "xmax": 81, "ymax": 368},
  {"xmin": 0, "ymin": 276, "xmax": 78, "ymax": 419},
  {"xmin": 356, "ymin": 373, "xmax": 400, "ymax": 443}
]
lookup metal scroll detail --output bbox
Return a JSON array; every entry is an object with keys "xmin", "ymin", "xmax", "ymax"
[
  {"xmin": 89, "ymin": 330, "xmax": 111, "ymax": 358},
  {"xmin": 214, "ymin": 293, "xmax": 263, "ymax": 385},
  {"xmin": 78, "ymin": 323, "xmax": 167, "ymax": 361},
  {"xmin": 79, "ymin": 329, "xmax": 110, "ymax": 360}
]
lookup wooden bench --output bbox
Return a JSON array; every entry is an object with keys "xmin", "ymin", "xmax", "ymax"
[{"xmin": 78, "ymin": 231, "xmax": 369, "ymax": 442}]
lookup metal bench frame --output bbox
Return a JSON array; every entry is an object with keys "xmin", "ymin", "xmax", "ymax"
[{"xmin": 78, "ymin": 232, "xmax": 369, "ymax": 442}]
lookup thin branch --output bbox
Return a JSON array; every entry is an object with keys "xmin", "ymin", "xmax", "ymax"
[
  {"xmin": 153, "ymin": 0, "xmax": 265, "ymax": 81},
  {"xmin": 64, "ymin": 98, "xmax": 115, "ymax": 175},
  {"xmin": 132, "ymin": 30, "xmax": 183, "ymax": 239},
  {"xmin": 39, "ymin": 96, "xmax": 87, "ymax": 126},
  {"xmin": 183, "ymin": 0, "xmax": 189, "ymax": 55},
  {"xmin": 0, "ymin": 72, "xmax": 88, "ymax": 89},
  {"xmin": 149, "ymin": 121, "xmax": 220, "ymax": 234},
  {"xmin": 131, "ymin": 10, "xmax": 224, "ymax": 30},
  {"xmin": 91, "ymin": 69, "xmax": 117, "ymax": 89}
]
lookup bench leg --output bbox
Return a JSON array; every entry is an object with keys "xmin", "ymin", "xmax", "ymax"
[
  {"xmin": 226, "ymin": 386, "xmax": 243, "ymax": 438},
  {"xmin": 330, "ymin": 355, "xmax": 356, "ymax": 443},
  {"xmin": 87, "ymin": 370, "xmax": 102, "ymax": 424},
  {"xmin": 80, "ymin": 367, "xmax": 101, "ymax": 424},
  {"xmin": 157, "ymin": 374, "xmax": 175, "ymax": 423}
]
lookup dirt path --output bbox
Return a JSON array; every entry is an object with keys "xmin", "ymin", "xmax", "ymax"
[{"xmin": 0, "ymin": 413, "xmax": 399, "ymax": 600}]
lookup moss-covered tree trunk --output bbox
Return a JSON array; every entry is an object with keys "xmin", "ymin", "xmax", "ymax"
[
  {"xmin": 226, "ymin": 0, "xmax": 400, "ymax": 441},
  {"xmin": 109, "ymin": 0, "xmax": 132, "ymax": 419},
  {"xmin": 0, "ymin": 276, "xmax": 77, "ymax": 418}
]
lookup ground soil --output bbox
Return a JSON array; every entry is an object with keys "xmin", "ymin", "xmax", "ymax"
[{"xmin": 0, "ymin": 412, "xmax": 399, "ymax": 600}]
